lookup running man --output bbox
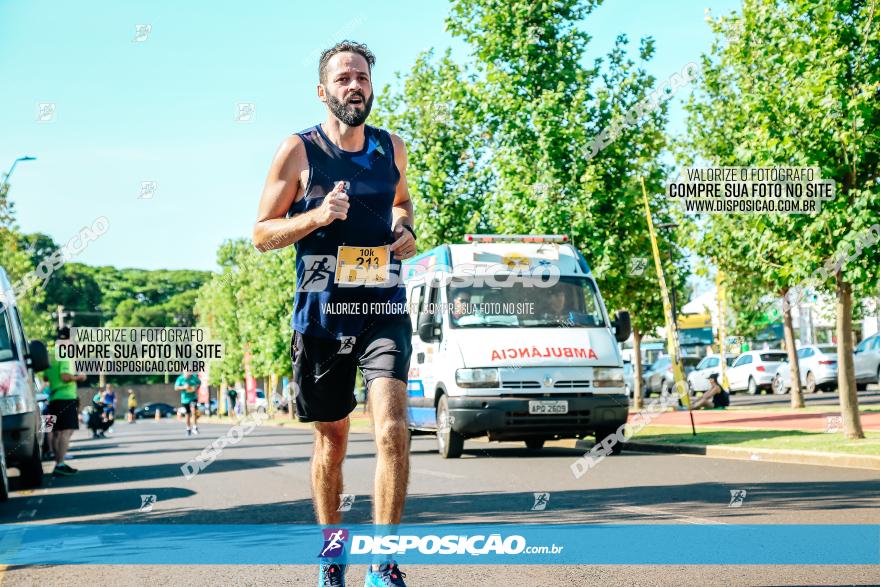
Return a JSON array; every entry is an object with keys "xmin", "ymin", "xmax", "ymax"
[
  {"xmin": 175, "ymin": 370, "xmax": 201, "ymax": 436},
  {"xmin": 253, "ymin": 41, "xmax": 416, "ymax": 587},
  {"xmin": 44, "ymin": 327, "xmax": 87, "ymax": 476}
]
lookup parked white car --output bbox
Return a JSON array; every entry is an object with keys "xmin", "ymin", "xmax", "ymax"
[
  {"xmin": 771, "ymin": 344, "xmax": 838, "ymax": 394},
  {"xmin": 623, "ymin": 359, "xmax": 635, "ymax": 398},
  {"xmin": 727, "ymin": 350, "xmax": 788, "ymax": 395},
  {"xmin": 854, "ymin": 333, "xmax": 880, "ymax": 389},
  {"xmin": 687, "ymin": 354, "xmax": 737, "ymax": 393}
]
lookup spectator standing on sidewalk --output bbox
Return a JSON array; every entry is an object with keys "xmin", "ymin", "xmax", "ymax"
[
  {"xmin": 127, "ymin": 389, "xmax": 137, "ymax": 423},
  {"xmin": 44, "ymin": 327, "xmax": 87, "ymax": 476}
]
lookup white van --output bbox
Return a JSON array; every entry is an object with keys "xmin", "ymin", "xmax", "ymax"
[
  {"xmin": 401, "ymin": 235, "xmax": 631, "ymax": 458},
  {"xmin": 0, "ymin": 267, "xmax": 51, "ymax": 498}
]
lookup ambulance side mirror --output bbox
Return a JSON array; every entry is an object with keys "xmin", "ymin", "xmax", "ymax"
[
  {"xmin": 417, "ymin": 311, "xmax": 440, "ymax": 343},
  {"xmin": 28, "ymin": 340, "xmax": 50, "ymax": 373},
  {"xmin": 612, "ymin": 310, "xmax": 631, "ymax": 343}
]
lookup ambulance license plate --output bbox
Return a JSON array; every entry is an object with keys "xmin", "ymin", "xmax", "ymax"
[{"xmin": 528, "ymin": 400, "xmax": 568, "ymax": 415}]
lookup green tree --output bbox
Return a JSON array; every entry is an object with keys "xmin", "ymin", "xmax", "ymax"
[
  {"xmin": 376, "ymin": 0, "xmax": 677, "ymax": 402},
  {"xmin": 0, "ymin": 183, "xmax": 51, "ymax": 340},
  {"xmin": 686, "ymin": 0, "xmax": 880, "ymax": 436},
  {"xmin": 373, "ymin": 50, "xmax": 490, "ymax": 247}
]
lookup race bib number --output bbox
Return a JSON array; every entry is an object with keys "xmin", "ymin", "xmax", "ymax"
[{"xmin": 335, "ymin": 246, "xmax": 391, "ymax": 286}]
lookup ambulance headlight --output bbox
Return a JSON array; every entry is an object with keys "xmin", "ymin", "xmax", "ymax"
[
  {"xmin": 455, "ymin": 368, "xmax": 500, "ymax": 388},
  {"xmin": 593, "ymin": 367, "xmax": 624, "ymax": 388}
]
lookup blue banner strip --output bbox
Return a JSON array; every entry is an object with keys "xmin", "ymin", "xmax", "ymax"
[{"xmin": 0, "ymin": 524, "xmax": 878, "ymax": 565}]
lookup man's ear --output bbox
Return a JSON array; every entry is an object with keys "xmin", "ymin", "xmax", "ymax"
[{"xmin": 317, "ymin": 83, "xmax": 326, "ymax": 103}]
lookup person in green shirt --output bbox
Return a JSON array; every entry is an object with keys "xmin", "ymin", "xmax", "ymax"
[
  {"xmin": 44, "ymin": 328, "xmax": 87, "ymax": 476},
  {"xmin": 175, "ymin": 370, "xmax": 201, "ymax": 436}
]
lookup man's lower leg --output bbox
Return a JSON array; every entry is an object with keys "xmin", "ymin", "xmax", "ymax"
[
  {"xmin": 312, "ymin": 418, "xmax": 349, "ymax": 525},
  {"xmin": 55, "ymin": 430, "xmax": 72, "ymax": 464},
  {"xmin": 370, "ymin": 379, "xmax": 410, "ymax": 525}
]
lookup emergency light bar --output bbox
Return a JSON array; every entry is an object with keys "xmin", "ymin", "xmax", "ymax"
[{"xmin": 463, "ymin": 234, "xmax": 569, "ymax": 243}]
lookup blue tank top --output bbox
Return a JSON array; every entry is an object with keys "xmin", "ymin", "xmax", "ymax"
[{"xmin": 289, "ymin": 124, "xmax": 406, "ymax": 339}]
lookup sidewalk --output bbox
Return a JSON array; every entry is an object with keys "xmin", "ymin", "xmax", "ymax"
[{"xmin": 642, "ymin": 409, "xmax": 880, "ymax": 432}]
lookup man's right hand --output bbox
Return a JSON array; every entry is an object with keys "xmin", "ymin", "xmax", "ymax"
[{"xmin": 314, "ymin": 181, "xmax": 350, "ymax": 226}]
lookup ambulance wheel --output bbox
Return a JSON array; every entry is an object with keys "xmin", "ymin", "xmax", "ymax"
[
  {"xmin": 436, "ymin": 395, "xmax": 463, "ymax": 459},
  {"xmin": 594, "ymin": 428, "xmax": 624, "ymax": 455},
  {"xmin": 20, "ymin": 438, "xmax": 44, "ymax": 488},
  {"xmin": 0, "ymin": 450, "xmax": 9, "ymax": 502},
  {"xmin": 524, "ymin": 439, "xmax": 545, "ymax": 450}
]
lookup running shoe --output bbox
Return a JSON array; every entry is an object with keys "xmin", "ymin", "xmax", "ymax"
[
  {"xmin": 364, "ymin": 563, "xmax": 406, "ymax": 586},
  {"xmin": 186, "ymin": 428, "xmax": 192, "ymax": 436},
  {"xmin": 52, "ymin": 463, "xmax": 78, "ymax": 476},
  {"xmin": 318, "ymin": 562, "xmax": 346, "ymax": 586},
  {"xmin": 192, "ymin": 426, "xmax": 199, "ymax": 435}
]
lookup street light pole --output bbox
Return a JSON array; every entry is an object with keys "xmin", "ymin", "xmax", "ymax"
[{"xmin": 1, "ymin": 156, "xmax": 37, "ymax": 191}]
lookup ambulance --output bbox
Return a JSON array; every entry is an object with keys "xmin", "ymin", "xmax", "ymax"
[{"xmin": 401, "ymin": 234, "xmax": 631, "ymax": 458}]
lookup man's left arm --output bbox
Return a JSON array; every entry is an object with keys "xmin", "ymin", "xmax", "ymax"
[{"xmin": 389, "ymin": 133, "xmax": 416, "ymax": 260}]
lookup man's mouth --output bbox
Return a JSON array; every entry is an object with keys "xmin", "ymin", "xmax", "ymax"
[{"xmin": 347, "ymin": 94, "xmax": 364, "ymax": 105}]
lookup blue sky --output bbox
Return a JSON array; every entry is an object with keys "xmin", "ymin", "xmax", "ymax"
[{"xmin": 1, "ymin": 0, "xmax": 740, "ymax": 272}]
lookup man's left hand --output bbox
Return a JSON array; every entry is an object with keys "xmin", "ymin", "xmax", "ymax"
[{"xmin": 389, "ymin": 223, "xmax": 416, "ymax": 260}]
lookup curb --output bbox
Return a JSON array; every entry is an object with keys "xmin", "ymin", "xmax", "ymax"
[
  {"xmin": 547, "ymin": 438, "xmax": 880, "ymax": 471},
  {"xmin": 197, "ymin": 417, "xmax": 880, "ymax": 471}
]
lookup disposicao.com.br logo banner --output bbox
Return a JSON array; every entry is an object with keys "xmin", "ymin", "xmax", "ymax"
[{"xmin": 0, "ymin": 524, "xmax": 877, "ymax": 565}]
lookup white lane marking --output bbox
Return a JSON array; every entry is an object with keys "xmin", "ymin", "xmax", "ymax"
[
  {"xmin": 611, "ymin": 505, "xmax": 727, "ymax": 525},
  {"xmin": 17, "ymin": 510, "xmax": 37, "ymax": 519},
  {"xmin": 411, "ymin": 468, "xmax": 465, "ymax": 480}
]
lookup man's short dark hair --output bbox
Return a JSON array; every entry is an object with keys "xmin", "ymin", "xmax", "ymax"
[{"xmin": 318, "ymin": 41, "xmax": 375, "ymax": 85}]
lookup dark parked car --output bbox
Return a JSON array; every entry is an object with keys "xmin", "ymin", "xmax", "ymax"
[
  {"xmin": 134, "ymin": 402, "xmax": 176, "ymax": 419},
  {"xmin": 197, "ymin": 398, "xmax": 218, "ymax": 416}
]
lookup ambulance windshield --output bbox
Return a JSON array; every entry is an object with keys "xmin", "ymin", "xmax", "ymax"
[{"xmin": 447, "ymin": 276, "xmax": 607, "ymax": 328}]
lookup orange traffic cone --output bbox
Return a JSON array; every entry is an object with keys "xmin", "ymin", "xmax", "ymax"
[{"xmin": 155, "ymin": 408, "xmax": 161, "ymax": 421}]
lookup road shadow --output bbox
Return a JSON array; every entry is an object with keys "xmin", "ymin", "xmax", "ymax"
[
  {"xmin": 0, "ymin": 487, "xmax": 195, "ymax": 524},
  {"xmin": 26, "ymin": 478, "xmax": 879, "ymax": 526}
]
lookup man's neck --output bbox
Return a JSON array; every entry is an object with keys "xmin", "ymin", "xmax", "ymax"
[{"xmin": 321, "ymin": 118, "xmax": 366, "ymax": 152}]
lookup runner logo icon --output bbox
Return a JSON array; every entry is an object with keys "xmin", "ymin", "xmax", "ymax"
[
  {"xmin": 319, "ymin": 528, "xmax": 349, "ymax": 559},
  {"xmin": 337, "ymin": 336, "xmax": 356, "ymax": 355},
  {"xmin": 299, "ymin": 255, "xmax": 335, "ymax": 292},
  {"xmin": 531, "ymin": 492, "xmax": 550, "ymax": 511}
]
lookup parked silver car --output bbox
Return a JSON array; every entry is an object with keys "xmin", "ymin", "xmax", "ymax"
[
  {"xmin": 854, "ymin": 333, "xmax": 880, "ymax": 389},
  {"xmin": 727, "ymin": 350, "xmax": 788, "ymax": 395},
  {"xmin": 687, "ymin": 354, "xmax": 737, "ymax": 393},
  {"xmin": 642, "ymin": 355, "xmax": 701, "ymax": 397},
  {"xmin": 771, "ymin": 345, "xmax": 838, "ymax": 394}
]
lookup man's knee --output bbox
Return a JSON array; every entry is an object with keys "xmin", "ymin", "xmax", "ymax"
[
  {"xmin": 314, "ymin": 420, "xmax": 348, "ymax": 464},
  {"xmin": 375, "ymin": 417, "xmax": 408, "ymax": 456}
]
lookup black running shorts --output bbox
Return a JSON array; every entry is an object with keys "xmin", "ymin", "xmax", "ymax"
[
  {"xmin": 47, "ymin": 399, "xmax": 80, "ymax": 431},
  {"xmin": 292, "ymin": 315, "xmax": 412, "ymax": 423}
]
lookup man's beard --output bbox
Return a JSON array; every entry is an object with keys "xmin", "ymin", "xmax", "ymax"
[{"xmin": 326, "ymin": 91, "xmax": 373, "ymax": 126}]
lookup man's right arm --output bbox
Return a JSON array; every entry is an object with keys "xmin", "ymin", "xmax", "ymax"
[{"xmin": 252, "ymin": 136, "xmax": 349, "ymax": 252}]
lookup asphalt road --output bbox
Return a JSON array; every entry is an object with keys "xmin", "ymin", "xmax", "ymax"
[{"xmin": 1, "ymin": 418, "xmax": 878, "ymax": 586}]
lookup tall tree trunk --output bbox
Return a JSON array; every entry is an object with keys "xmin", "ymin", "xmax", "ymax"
[
  {"xmin": 220, "ymin": 378, "xmax": 227, "ymax": 417},
  {"xmin": 632, "ymin": 326, "xmax": 644, "ymax": 410},
  {"xmin": 836, "ymin": 276, "xmax": 864, "ymax": 439},
  {"xmin": 781, "ymin": 290, "xmax": 804, "ymax": 408}
]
